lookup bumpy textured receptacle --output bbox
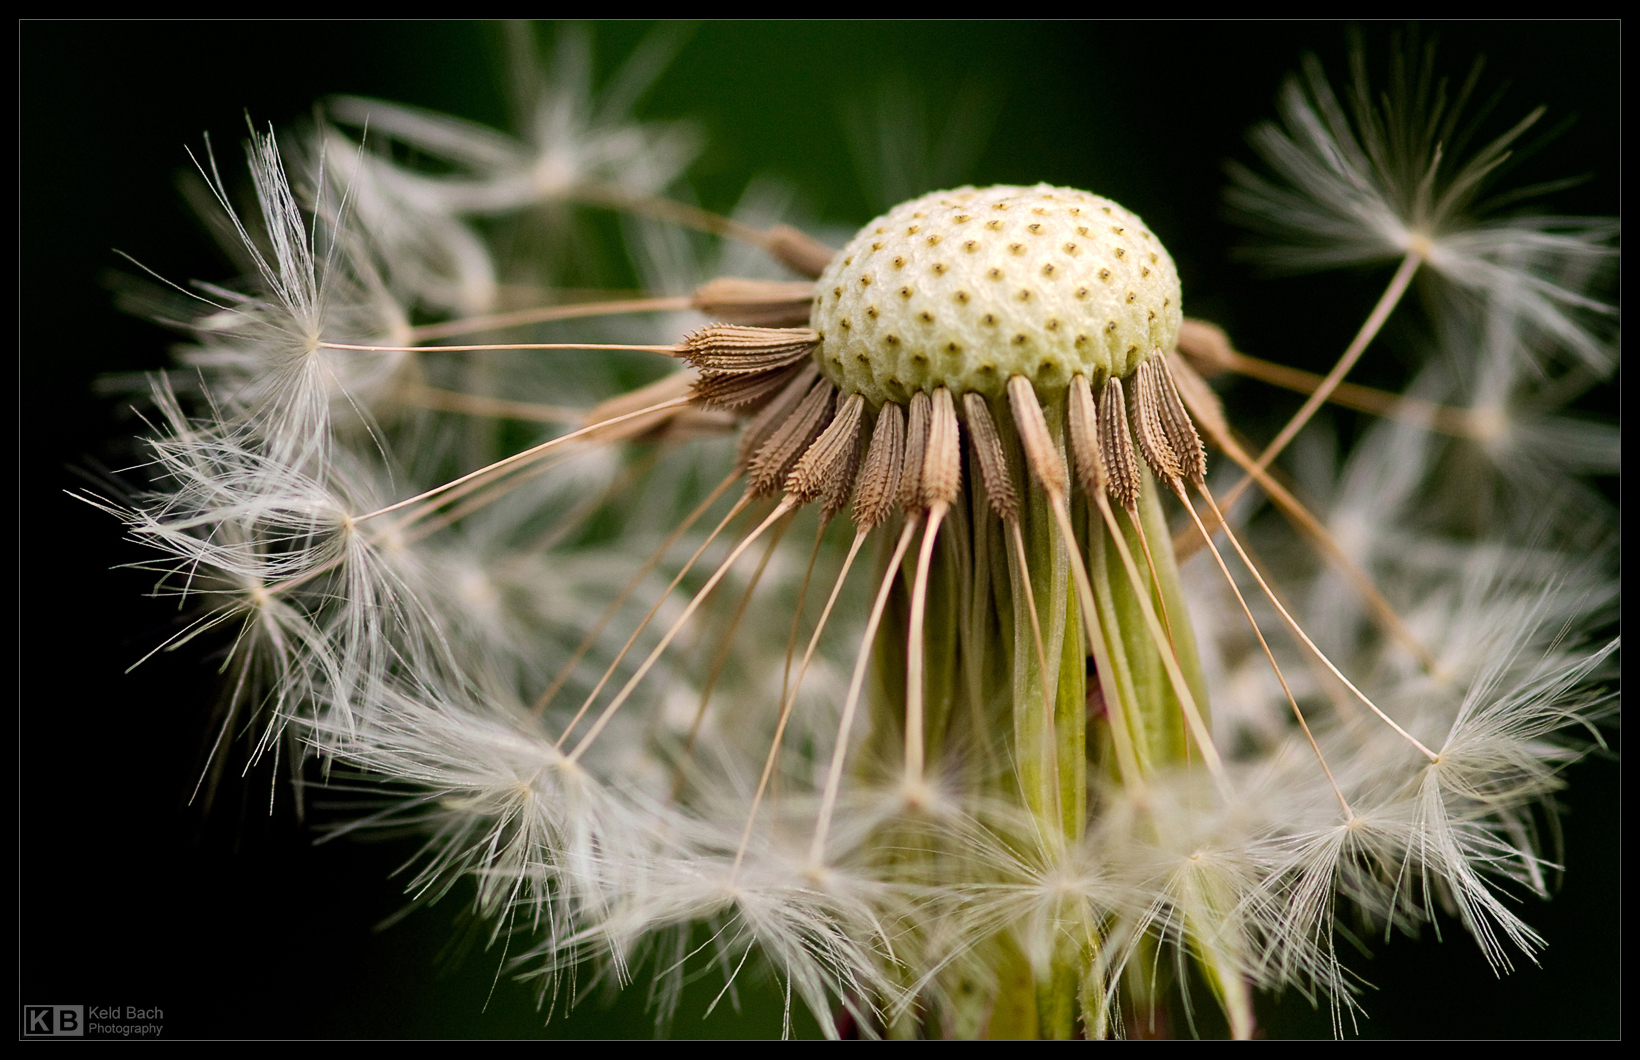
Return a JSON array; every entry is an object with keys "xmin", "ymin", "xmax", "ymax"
[{"xmin": 810, "ymin": 185, "xmax": 1182, "ymax": 405}]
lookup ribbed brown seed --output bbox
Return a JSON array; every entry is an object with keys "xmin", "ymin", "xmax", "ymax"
[
  {"xmin": 1152, "ymin": 355, "xmax": 1208, "ymax": 485},
  {"xmin": 898, "ymin": 390, "xmax": 932, "ymax": 511},
  {"xmin": 1066, "ymin": 373, "xmax": 1106, "ymax": 498},
  {"xmin": 690, "ymin": 279, "xmax": 816, "ymax": 328},
  {"xmin": 853, "ymin": 402, "xmax": 905, "ymax": 530},
  {"xmin": 1006, "ymin": 374, "xmax": 1068, "ymax": 496},
  {"xmin": 691, "ymin": 363, "xmax": 805, "ymax": 409},
  {"xmin": 677, "ymin": 325, "xmax": 818, "ymax": 374},
  {"xmin": 1098, "ymin": 377, "xmax": 1142, "ymax": 512},
  {"xmin": 1165, "ymin": 351, "xmax": 1231, "ymax": 442},
  {"xmin": 919, "ymin": 388, "xmax": 962, "ymax": 508},
  {"xmin": 749, "ymin": 377, "xmax": 836, "ymax": 496},
  {"xmin": 962, "ymin": 392, "xmax": 1018, "ymax": 522},
  {"xmin": 1131, "ymin": 359, "xmax": 1183, "ymax": 486},
  {"xmin": 765, "ymin": 223, "xmax": 838, "ymax": 279},
  {"xmin": 679, "ymin": 324, "xmax": 818, "ymax": 410},
  {"xmin": 818, "ymin": 409, "xmax": 865, "ymax": 519},
  {"xmin": 786, "ymin": 392, "xmax": 864, "ymax": 505},
  {"xmin": 736, "ymin": 363, "xmax": 819, "ymax": 469}
]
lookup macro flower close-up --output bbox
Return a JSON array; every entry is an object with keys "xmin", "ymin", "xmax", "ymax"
[{"xmin": 26, "ymin": 22, "xmax": 1616, "ymax": 1039}]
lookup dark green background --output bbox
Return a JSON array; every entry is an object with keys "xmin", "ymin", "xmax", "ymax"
[{"xmin": 22, "ymin": 21, "xmax": 1617, "ymax": 1038}]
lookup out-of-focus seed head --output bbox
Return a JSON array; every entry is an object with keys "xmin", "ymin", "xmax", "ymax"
[{"xmin": 810, "ymin": 184, "xmax": 1182, "ymax": 405}]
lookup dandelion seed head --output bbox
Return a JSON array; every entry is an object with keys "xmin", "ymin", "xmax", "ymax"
[{"xmin": 76, "ymin": 24, "xmax": 1617, "ymax": 1039}]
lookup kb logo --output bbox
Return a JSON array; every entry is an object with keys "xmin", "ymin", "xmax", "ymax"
[{"xmin": 23, "ymin": 1005, "xmax": 83, "ymax": 1036}]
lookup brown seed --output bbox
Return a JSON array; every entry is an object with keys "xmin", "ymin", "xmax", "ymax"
[{"xmin": 963, "ymin": 391, "xmax": 1019, "ymax": 522}]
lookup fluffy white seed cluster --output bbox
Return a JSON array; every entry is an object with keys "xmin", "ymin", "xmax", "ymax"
[{"xmin": 812, "ymin": 185, "xmax": 1181, "ymax": 404}]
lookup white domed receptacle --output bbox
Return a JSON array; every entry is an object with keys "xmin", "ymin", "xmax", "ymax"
[{"xmin": 811, "ymin": 184, "xmax": 1182, "ymax": 407}]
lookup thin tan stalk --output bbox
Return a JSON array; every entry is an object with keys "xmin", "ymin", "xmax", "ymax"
[
  {"xmin": 674, "ymin": 516, "xmax": 794, "ymax": 799},
  {"xmin": 1178, "ymin": 320, "xmax": 1483, "ymax": 437},
  {"xmin": 321, "ymin": 340, "xmax": 677, "ymax": 354},
  {"xmin": 1195, "ymin": 486, "xmax": 1439, "ymax": 762},
  {"xmin": 1171, "ymin": 484, "xmax": 1353, "ymax": 817},
  {"xmin": 810, "ymin": 517, "xmax": 920, "ymax": 866},
  {"xmin": 1219, "ymin": 249, "xmax": 1423, "ymax": 513},
  {"xmin": 732, "ymin": 524, "xmax": 869, "ymax": 879},
  {"xmin": 532, "ymin": 470, "xmax": 738, "ymax": 715},
  {"xmin": 1168, "ymin": 355, "xmax": 1440, "ymax": 674},
  {"xmin": 554, "ymin": 492, "xmax": 754, "ymax": 745},
  {"xmin": 355, "ymin": 396, "xmax": 690, "ymax": 523},
  {"xmin": 904, "ymin": 500, "xmax": 948, "ymax": 788},
  {"xmin": 566, "ymin": 497, "xmax": 799, "ymax": 764},
  {"xmin": 408, "ymin": 295, "xmax": 694, "ymax": 341}
]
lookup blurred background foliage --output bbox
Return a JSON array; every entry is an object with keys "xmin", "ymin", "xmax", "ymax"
[{"xmin": 22, "ymin": 21, "xmax": 1615, "ymax": 1038}]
